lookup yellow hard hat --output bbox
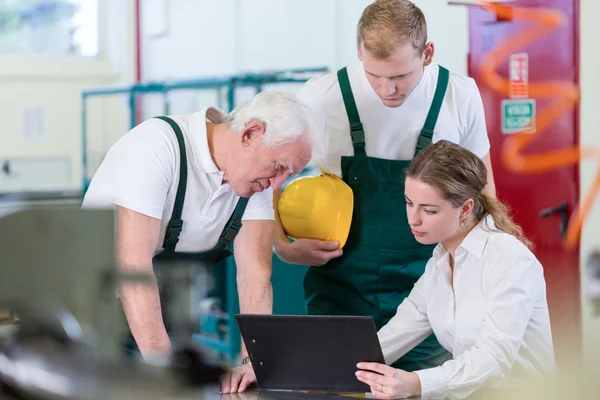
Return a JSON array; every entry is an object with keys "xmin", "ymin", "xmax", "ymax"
[{"xmin": 278, "ymin": 173, "xmax": 354, "ymax": 248}]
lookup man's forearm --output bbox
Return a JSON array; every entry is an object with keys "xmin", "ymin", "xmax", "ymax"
[
  {"xmin": 119, "ymin": 265, "xmax": 171, "ymax": 358},
  {"xmin": 237, "ymin": 270, "xmax": 273, "ymax": 314},
  {"xmin": 237, "ymin": 270, "xmax": 273, "ymax": 356}
]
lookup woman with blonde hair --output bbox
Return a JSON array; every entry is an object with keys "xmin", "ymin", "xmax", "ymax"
[{"xmin": 355, "ymin": 140, "xmax": 555, "ymax": 399}]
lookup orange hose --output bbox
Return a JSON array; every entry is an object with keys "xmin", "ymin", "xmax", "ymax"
[{"xmin": 474, "ymin": 1, "xmax": 597, "ymax": 251}]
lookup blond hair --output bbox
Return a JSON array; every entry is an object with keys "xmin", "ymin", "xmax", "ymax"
[
  {"xmin": 406, "ymin": 140, "xmax": 534, "ymax": 250},
  {"xmin": 357, "ymin": 0, "xmax": 428, "ymax": 60}
]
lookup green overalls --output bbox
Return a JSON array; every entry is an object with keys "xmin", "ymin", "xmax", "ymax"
[
  {"xmin": 124, "ymin": 116, "xmax": 248, "ymax": 354},
  {"xmin": 303, "ymin": 66, "xmax": 453, "ymax": 371}
]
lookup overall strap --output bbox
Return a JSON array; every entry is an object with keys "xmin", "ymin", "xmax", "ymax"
[
  {"xmin": 155, "ymin": 116, "xmax": 187, "ymax": 254},
  {"xmin": 211, "ymin": 197, "xmax": 249, "ymax": 258},
  {"xmin": 153, "ymin": 197, "xmax": 249, "ymax": 263},
  {"xmin": 337, "ymin": 67, "xmax": 366, "ymax": 157},
  {"xmin": 414, "ymin": 66, "xmax": 450, "ymax": 157}
]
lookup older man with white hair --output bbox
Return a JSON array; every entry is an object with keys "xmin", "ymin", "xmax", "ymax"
[{"xmin": 82, "ymin": 91, "xmax": 319, "ymax": 386}]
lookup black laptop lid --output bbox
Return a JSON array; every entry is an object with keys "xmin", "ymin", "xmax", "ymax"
[{"xmin": 235, "ymin": 314, "xmax": 385, "ymax": 392}]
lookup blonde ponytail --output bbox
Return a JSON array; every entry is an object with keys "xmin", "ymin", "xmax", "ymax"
[{"xmin": 479, "ymin": 194, "xmax": 534, "ymax": 251}]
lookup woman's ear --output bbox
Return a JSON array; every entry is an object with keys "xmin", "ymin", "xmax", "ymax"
[{"xmin": 460, "ymin": 198, "xmax": 475, "ymax": 221}]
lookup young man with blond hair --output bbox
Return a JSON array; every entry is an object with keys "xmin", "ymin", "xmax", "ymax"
[{"xmin": 223, "ymin": 0, "xmax": 497, "ymax": 394}]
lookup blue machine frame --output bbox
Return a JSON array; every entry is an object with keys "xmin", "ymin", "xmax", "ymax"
[{"xmin": 80, "ymin": 67, "xmax": 328, "ymax": 363}]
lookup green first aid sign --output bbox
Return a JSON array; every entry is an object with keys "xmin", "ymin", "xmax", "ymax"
[{"xmin": 501, "ymin": 99, "xmax": 536, "ymax": 134}]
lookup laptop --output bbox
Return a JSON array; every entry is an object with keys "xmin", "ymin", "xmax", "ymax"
[{"xmin": 235, "ymin": 314, "xmax": 385, "ymax": 393}]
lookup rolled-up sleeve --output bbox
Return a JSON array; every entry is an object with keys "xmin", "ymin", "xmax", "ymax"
[{"xmin": 82, "ymin": 120, "xmax": 174, "ymax": 220}]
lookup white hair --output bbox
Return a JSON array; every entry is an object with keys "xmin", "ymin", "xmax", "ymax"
[{"xmin": 224, "ymin": 91, "xmax": 327, "ymax": 165}]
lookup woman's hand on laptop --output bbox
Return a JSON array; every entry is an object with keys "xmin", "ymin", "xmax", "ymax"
[
  {"xmin": 220, "ymin": 365, "xmax": 256, "ymax": 394},
  {"xmin": 355, "ymin": 362, "xmax": 422, "ymax": 399}
]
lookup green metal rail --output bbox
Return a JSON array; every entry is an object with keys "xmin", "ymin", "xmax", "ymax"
[{"xmin": 80, "ymin": 67, "xmax": 328, "ymax": 364}]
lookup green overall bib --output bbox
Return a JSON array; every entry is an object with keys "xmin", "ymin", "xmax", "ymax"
[
  {"xmin": 303, "ymin": 66, "xmax": 453, "ymax": 372},
  {"xmin": 124, "ymin": 116, "xmax": 248, "ymax": 354}
]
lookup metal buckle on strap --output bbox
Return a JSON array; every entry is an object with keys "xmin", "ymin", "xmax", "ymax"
[
  {"xmin": 222, "ymin": 220, "xmax": 243, "ymax": 242},
  {"xmin": 164, "ymin": 219, "xmax": 183, "ymax": 239},
  {"xmin": 350, "ymin": 122, "xmax": 363, "ymax": 132},
  {"xmin": 230, "ymin": 220, "xmax": 243, "ymax": 232},
  {"xmin": 420, "ymin": 128, "xmax": 434, "ymax": 139},
  {"xmin": 162, "ymin": 219, "xmax": 183, "ymax": 251},
  {"xmin": 349, "ymin": 122, "xmax": 365, "ymax": 145},
  {"xmin": 163, "ymin": 238, "xmax": 180, "ymax": 248},
  {"xmin": 416, "ymin": 136, "xmax": 431, "ymax": 151}
]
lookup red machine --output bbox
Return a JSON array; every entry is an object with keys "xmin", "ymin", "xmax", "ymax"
[{"xmin": 466, "ymin": 0, "xmax": 581, "ymax": 367}]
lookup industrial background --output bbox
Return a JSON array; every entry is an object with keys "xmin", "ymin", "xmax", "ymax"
[{"xmin": 0, "ymin": 0, "xmax": 598, "ymax": 383}]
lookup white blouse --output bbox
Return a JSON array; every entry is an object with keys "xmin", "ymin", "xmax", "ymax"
[{"xmin": 378, "ymin": 216, "xmax": 555, "ymax": 399}]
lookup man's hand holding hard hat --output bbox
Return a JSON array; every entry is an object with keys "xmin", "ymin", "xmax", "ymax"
[{"xmin": 276, "ymin": 174, "xmax": 353, "ymax": 266}]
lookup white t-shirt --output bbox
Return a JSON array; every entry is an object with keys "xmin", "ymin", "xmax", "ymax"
[
  {"xmin": 82, "ymin": 107, "xmax": 274, "ymax": 254},
  {"xmin": 296, "ymin": 62, "xmax": 490, "ymax": 177}
]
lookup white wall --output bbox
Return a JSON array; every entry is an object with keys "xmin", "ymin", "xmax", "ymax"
[
  {"xmin": 85, "ymin": 0, "xmax": 137, "ymax": 186},
  {"xmin": 105, "ymin": 0, "xmax": 137, "ymax": 85},
  {"xmin": 140, "ymin": 0, "xmax": 467, "ymax": 77},
  {"xmin": 137, "ymin": 0, "xmax": 468, "ymax": 120},
  {"xmin": 236, "ymin": 0, "xmax": 337, "ymax": 71},
  {"xmin": 579, "ymin": 0, "xmax": 600, "ymax": 372}
]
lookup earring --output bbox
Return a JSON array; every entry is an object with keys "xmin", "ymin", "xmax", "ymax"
[{"xmin": 459, "ymin": 219, "xmax": 467, "ymax": 230}]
